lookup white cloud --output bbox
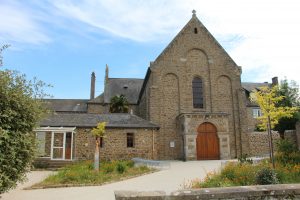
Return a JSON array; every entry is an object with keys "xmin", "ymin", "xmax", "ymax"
[
  {"xmin": 49, "ymin": 0, "xmax": 300, "ymax": 83},
  {"xmin": 0, "ymin": 1, "xmax": 50, "ymax": 45},
  {"xmin": 2, "ymin": 0, "xmax": 300, "ymax": 83}
]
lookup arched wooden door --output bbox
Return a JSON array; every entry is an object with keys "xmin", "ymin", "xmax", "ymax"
[{"xmin": 196, "ymin": 122, "xmax": 220, "ymax": 160}]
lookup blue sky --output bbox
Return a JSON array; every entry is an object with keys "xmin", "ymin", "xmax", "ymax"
[{"xmin": 1, "ymin": 0, "xmax": 300, "ymax": 99}]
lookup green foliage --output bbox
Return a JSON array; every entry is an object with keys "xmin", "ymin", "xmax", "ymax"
[
  {"xmin": 116, "ymin": 162, "xmax": 126, "ymax": 174},
  {"xmin": 0, "ymin": 70, "xmax": 50, "ymax": 193},
  {"xmin": 33, "ymin": 160, "xmax": 152, "ymax": 187},
  {"xmin": 276, "ymin": 139, "xmax": 297, "ymax": 155},
  {"xmin": 255, "ymin": 168, "xmax": 279, "ymax": 185},
  {"xmin": 251, "ymin": 86, "xmax": 298, "ymax": 130},
  {"xmin": 275, "ymin": 139, "xmax": 300, "ymax": 165},
  {"xmin": 109, "ymin": 94, "xmax": 129, "ymax": 113},
  {"xmin": 91, "ymin": 122, "xmax": 106, "ymax": 137},
  {"xmin": 238, "ymin": 154, "xmax": 253, "ymax": 164},
  {"xmin": 102, "ymin": 163, "xmax": 114, "ymax": 174},
  {"xmin": 0, "ymin": 44, "xmax": 10, "ymax": 67},
  {"xmin": 191, "ymin": 160, "xmax": 300, "ymax": 189},
  {"xmin": 274, "ymin": 79, "xmax": 300, "ymax": 134}
]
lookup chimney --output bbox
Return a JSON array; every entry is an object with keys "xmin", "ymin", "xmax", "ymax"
[
  {"xmin": 105, "ymin": 64, "xmax": 109, "ymax": 84},
  {"xmin": 272, "ymin": 76, "xmax": 278, "ymax": 86},
  {"xmin": 90, "ymin": 72, "xmax": 96, "ymax": 99}
]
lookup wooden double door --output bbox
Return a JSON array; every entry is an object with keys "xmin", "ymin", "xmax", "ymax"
[{"xmin": 196, "ymin": 122, "xmax": 220, "ymax": 160}]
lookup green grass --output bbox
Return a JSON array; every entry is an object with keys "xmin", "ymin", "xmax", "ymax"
[{"xmin": 33, "ymin": 160, "xmax": 154, "ymax": 188}]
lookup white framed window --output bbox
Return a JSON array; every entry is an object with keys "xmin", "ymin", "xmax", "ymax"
[{"xmin": 252, "ymin": 108, "xmax": 262, "ymax": 118}]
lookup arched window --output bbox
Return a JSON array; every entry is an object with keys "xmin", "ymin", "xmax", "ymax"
[{"xmin": 192, "ymin": 77, "xmax": 204, "ymax": 108}]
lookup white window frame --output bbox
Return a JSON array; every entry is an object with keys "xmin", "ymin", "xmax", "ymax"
[
  {"xmin": 35, "ymin": 127, "xmax": 75, "ymax": 161},
  {"xmin": 252, "ymin": 108, "xmax": 262, "ymax": 118}
]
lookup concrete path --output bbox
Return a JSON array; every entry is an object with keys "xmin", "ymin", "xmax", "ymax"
[{"xmin": 1, "ymin": 160, "xmax": 222, "ymax": 200}]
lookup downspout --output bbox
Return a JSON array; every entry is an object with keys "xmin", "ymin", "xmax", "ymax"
[{"xmin": 152, "ymin": 129, "xmax": 155, "ymax": 159}]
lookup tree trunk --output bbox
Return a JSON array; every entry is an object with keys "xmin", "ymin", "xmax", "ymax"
[
  {"xmin": 94, "ymin": 137, "xmax": 100, "ymax": 171},
  {"xmin": 267, "ymin": 115, "xmax": 275, "ymax": 169}
]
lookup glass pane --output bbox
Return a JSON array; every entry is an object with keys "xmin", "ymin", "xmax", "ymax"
[
  {"xmin": 192, "ymin": 77, "xmax": 204, "ymax": 108},
  {"xmin": 36, "ymin": 132, "xmax": 46, "ymax": 156},
  {"xmin": 53, "ymin": 148, "xmax": 63, "ymax": 159},
  {"xmin": 53, "ymin": 133, "xmax": 64, "ymax": 147}
]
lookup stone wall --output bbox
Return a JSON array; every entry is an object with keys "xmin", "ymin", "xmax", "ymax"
[
  {"xmin": 74, "ymin": 128, "xmax": 158, "ymax": 161},
  {"xmin": 248, "ymin": 131, "xmax": 280, "ymax": 157},
  {"xmin": 297, "ymin": 122, "xmax": 300, "ymax": 150},
  {"xmin": 115, "ymin": 184, "xmax": 300, "ymax": 200}
]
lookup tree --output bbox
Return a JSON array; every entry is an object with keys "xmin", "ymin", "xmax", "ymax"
[
  {"xmin": 251, "ymin": 86, "xmax": 298, "ymax": 168},
  {"xmin": 0, "ymin": 44, "xmax": 10, "ymax": 67},
  {"xmin": 91, "ymin": 122, "xmax": 106, "ymax": 171},
  {"xmin": 109, "ymin": 94, "xmax": 129, "ymax": 113},
  {"xmin": 274, "ymin": 79, "xmax": 300, "ymax": 137},
  {"xmin": 0, "ymin": 46, "xmax": 50, "ymax": 193}
]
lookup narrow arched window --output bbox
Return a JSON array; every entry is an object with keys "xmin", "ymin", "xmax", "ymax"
[{"xmin": 192, "ymin": 77, "xmax": 204, "ymax": 108}]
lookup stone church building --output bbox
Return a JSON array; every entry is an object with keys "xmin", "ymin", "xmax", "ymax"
[{"xmin": 35, "ymin": 11, "xmax": 275, "ymax": 164}]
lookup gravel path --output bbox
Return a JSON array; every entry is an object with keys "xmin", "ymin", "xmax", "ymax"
[{"xmin": 1, "ymin": 160, "xmax": 221, "ymax": 200}]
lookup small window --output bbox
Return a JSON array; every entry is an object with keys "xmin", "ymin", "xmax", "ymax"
[
  {"xmin": 127, "ymin": 133, "xmax": 134, "ymax": 148},
  {"xmin": 194, "ymin": 28, "xmax": 198, "ymax": 34},
  {"xmin": 252, "ymin": 108, "xmax": 262, "ymax": 118},
  {"xmin": 100, "ymin": 137, "xmax": 104, "ymax": 148}
]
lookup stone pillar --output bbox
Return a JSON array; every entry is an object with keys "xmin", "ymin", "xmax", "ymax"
[{"xmin": 296, "ymin": 122, "xmax": 300, "ymax": 150}]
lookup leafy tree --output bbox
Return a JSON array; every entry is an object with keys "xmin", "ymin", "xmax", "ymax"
[
  {"xmin": 91, "ymin": 122, "xmax": 106, "ymax": 171},
  {"xmin": 109, "ymin": 94, "xmax": 129, "ymax": 113},
  {"xmin": 251, "ymin": 86, "xmax": 298, "ymax": 168},
  {"xmin": 0, "ymin": 46, "xmax": 50, "ymax": 193},
  {"xmin": 0, "ymin": 44, "xmax": 10, "ymax": 67},
  {"xmin": 274, "ymin": 79, "xmax": 300, "ymax": 136}
]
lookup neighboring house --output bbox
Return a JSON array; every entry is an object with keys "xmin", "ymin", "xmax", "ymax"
[{"xmin": 35, "ymin": 11, "xmax": 276, "ymax": 164}]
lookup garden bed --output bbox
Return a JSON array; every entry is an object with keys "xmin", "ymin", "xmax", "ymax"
[{"xmin": 29, "ymin": 160, "xmax": 156, "ymax": 189}]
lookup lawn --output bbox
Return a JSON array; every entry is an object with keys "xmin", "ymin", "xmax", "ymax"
[{"xmin": 32, "ymin": 160, "xmax": 154, "ymax": 188}]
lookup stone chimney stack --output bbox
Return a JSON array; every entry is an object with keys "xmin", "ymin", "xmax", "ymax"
[
  {"xmin": 272, "ymin": 76, "xmax": 278, "ymax": 86},
  {"xmin": 105, "ymin": 64, "xmax": 109, "ymax": 85},
  {"xmin": 90, "ymin": 72, "xmax": 96, "ymax": 99}
]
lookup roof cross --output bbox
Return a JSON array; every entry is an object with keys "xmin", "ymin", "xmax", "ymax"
[{"xmin": 192, "ymin": 10, "xmax": 196, "ymax": 17}]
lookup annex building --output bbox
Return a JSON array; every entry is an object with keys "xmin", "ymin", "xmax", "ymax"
[{"xmin": 35, "ymin": 11, "xmax": 276, "ymax": 165}]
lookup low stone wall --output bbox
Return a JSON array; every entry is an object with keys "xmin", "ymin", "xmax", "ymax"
[
  {"xmin": 248, "ymin": 131, "xmax": 280, "ymax": 157},
  {"xmin": 115, "ymin": 184, "xmax": 300, "ymax": 200}
]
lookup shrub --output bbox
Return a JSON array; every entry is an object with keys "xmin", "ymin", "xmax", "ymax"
[
  {"xmin": 276, "ymin": 139, "xmax": 297, "ymax": 155},
  {"xmin": 255, "ymin": 168, "xmax": 279, "ymax": 185},
  {"xmin": 116, "ymin": 163, "xmax": 126, "ymax": 174},
  {"xmin": 276, "ymin": 139, "xmax": 300, "ymax": 165}
]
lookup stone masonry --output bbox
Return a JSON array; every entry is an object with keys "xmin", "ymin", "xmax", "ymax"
[
  {"xmin": 138, "ymin": 13, "xmax": 249, "ymax": 159},
  {"xmin": 75, "ymin": 128, "xmax": 158, "ymax": 161}
]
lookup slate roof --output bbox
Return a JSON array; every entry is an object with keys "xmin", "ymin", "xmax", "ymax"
[
  {"xmin": 241, "ymin": 82, "xmax": 270, "ymax": 92},
  {"xmin": 44, "ymin": 99, "xmax": 88, "ymax": 112},
  {"xmin": 39, "ymin": 113, "xmax": 159, "ymax": 129},
  {"xmin": 104, "ymin": 78, "xmax": 144, "ymax": 104},
  {"xmin": 88, "ymin": 93, "xmax": 104, "ymax": 103}
]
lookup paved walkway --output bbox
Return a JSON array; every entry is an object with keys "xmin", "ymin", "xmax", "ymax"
[{"xmin": 1, "ymin": 160, "xmax": 222, "ymax": 200}]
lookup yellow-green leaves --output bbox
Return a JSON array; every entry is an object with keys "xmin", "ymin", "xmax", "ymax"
[
  {"xmin": 91, "ymin": 122, "xmax": 106, "ymax": 137},
  {"xmin": 251, "ymin": 86, "xmax": 298, "ymax": 130}
]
